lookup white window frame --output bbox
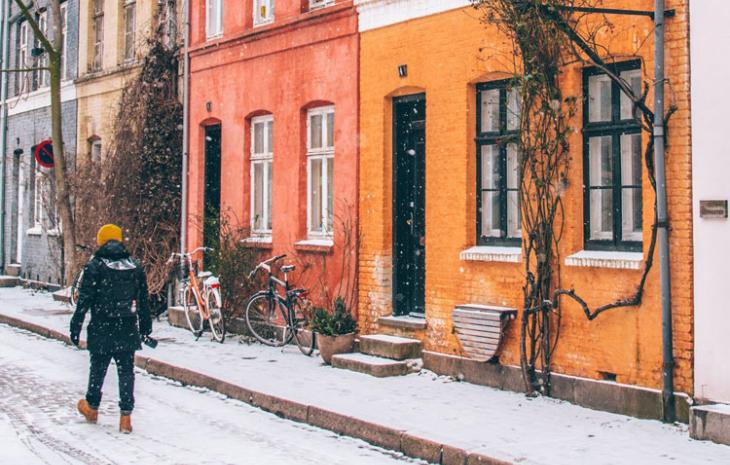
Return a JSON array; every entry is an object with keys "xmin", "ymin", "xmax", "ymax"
[
  {"xmin": 123, "ymin": 0, "xmax": 136, "ymax": 63},
  {"xmin": 60, "ymin": 3, "xmax": 68, "ymax": 80},
  {"xmin": 206, "ymin": 0, "xmax": 223, "ymax": 39},
  {"xmin": 309, "ymin": 0, "xmax": 335, "ymax": 10},
  {"xmin": 38, "ymin": 12, "xmax": 49, "ymax": 88},
  {"xmin": 33, "ymin": 167, "xmax": 45, "ymax": 230},
  {"xmin": 18, "ymin": 21, "xmax": 29, "ymax": 69},
  {"xmin": 250, "ymin": 115, "xmax": 273, "ymax": 236},
  {"xmin": 253, "ymin": 0, "xmax": 274, "ymax": 26},
  {"xmin": 90, "ymin": 139, "xmax": 102, "ymax": 163},
  {"xmin": 306, "ymin": 106, "xmax": 334, "ymax": 238}
]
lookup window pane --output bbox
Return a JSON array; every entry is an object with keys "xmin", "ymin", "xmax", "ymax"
[
  {"xmin": 620, "ymin": 69, "xmax": 642, "ymax": 120},
  {"xmin": 620, "ymin": 133, "xmax": 642, "ymax": 186},
  {"xmin": 622, "ymin": 188, "xmax": 642, "ymax": 242},
  {"xmin": 266, "ymin": 120, "xmax": 273, "ymax": 153},
  {"xmin": 310, "ymin": 159, "xmax": 323, "ymax": 232},
  {"xmin": 253, "ymin": 122, "xmax": 264, "ymax": 154},
  {"xmin": 253, "ymin": 162, "xmax": 264, "ymax": 230},
  {"xmin": 506, "ymin": 88, "xmax": 521, "ymax": 131},
  {"xmin": 480, "ymin": 145, "xmax": 500, "ymax": 190},
  {"xmin": 507, "ymin": 191, "xmax": 521, "ymax": 239},
  {"xmin": 310, "ymin": 114, "xmax": 322, "ymax": 150},
  {"xmin": 590, "ymin": 189, "xmax": 613, "ymax": 240},
  {"xmin": 506, "ymin": 144, "xmax": 520, "ymax": 190},
  {"xmin": 326, "ymin": 112, "xmax": 334, "ymax": 148},
  {"xmin": 481, "ymin": 192, "xmax": 501, "ymax": 238},
  {"xmin": 588, "ymin": 74, "xmax": 612, "ymax": 122},
  {"xmin": 589, "ymin": 136, "xmax": 613, "ymax": 187},
  {"xmin": 326, "ymin": 157, "xmax": 333, "ymax": 231},
  {"xmin": 481, "ymin": 89, "xmax": 500, "ymax": 132},
  {"xmin": 266, "ymin": 160, "xmax": 272, "ymax": 230}
]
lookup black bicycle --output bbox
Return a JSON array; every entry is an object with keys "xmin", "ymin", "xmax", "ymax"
[{"xmin": 245, "ymin": 255, "xmax": 315, "ymax": 355}]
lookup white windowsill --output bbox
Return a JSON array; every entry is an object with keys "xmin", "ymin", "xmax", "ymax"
[
  {"xmin": 47, "ymin": 228, "xmax": 61, "ymax": 237},
  {"xmin": 242, "ymin": 235, "xmax": 272, "ymax": 244},
  {"xmin": 565, "ymin": 250, "xmax": 643, "ymax": 270},
  {"xmin": 27, "ymin": 226, "xmax": 43, "ymax": 236},
  {"xmin": 206, "ymin": 32, "xmax": 223, "ymax": 41},
  {"xmin": 460, "ymin": 246, "xmax": 522, "ymax": 263},
  {"xmin": 296, "ymin": 238, "xmax": 334, "ymax": 247},
  {"xmin": 254, "ymin": 18, "xmax": 274, "ymax": 27}
]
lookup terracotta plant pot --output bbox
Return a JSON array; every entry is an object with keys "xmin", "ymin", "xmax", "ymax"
[{"xmin": 316, "ymin": 333, "xmax": 355, "ymax": 364}]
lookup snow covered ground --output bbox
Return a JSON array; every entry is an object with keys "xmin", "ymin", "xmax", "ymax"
[
  {"xmin": 0, "ymin": 323, "xmax": 423, "ymax": 465},
  {"xmin": 2, "ymin": 286, "xmax": 730, "ymax": 465}
]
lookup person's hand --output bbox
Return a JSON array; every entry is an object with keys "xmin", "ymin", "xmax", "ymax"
[{"xmin": 70, "ymin": 331, "xmax": 80, "ymax": 347}]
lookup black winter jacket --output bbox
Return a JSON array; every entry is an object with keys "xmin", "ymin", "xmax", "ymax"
[{"xmin": 70, "ymin": 241, "xmax": 152, "ymax": 354}]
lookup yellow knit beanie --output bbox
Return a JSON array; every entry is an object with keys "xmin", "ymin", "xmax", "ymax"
[{"xmin": 97, "ymin": 224, "xmax": 123, "ymax": 246}]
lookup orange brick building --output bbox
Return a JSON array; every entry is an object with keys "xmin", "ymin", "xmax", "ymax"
[{"xmin": 356, "ymin": 0, "xmax": 692, "ymax": 412}]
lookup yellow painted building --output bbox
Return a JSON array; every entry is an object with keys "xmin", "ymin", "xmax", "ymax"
[
  {"xmin": 75, "ymin": 0, "xmax": 175, "ymax": 161},
  {"xmin": 356, "ymin": 0, "xmax": 693, "ymax": 415}
]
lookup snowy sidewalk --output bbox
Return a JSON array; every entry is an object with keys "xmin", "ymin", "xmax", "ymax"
[{"xmin": 1, "ymin": 286, "xmax": 729, "ymax": 465}]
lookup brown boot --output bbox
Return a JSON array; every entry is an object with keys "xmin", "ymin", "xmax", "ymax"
[
  {"xmin": 119, "ymin": 415, "xmax": 132, "ymax": 434},
  {"xmin": 77, "ymin": 399, "xmax": 98, "ymax": 423}
]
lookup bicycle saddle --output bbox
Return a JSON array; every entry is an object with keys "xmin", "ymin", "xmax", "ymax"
[{"xmin": 281, "ymin": 265, "xmax": 296, "ymax": 273}]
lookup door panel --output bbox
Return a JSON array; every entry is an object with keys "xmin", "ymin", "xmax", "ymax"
[
  {"xmin": 204, "ymin": 125, "xmax": 221, "ymax": 266},
  {"xmin": 393, "ymin": 94, "xmax": 426, "ymax": 317}
]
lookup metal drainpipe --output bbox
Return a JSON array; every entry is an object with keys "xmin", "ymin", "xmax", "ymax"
[
  {"xmin": 180, "ymin": 0, "xmax": 190, "ymax": 256},
  {"xmin": 654, "ymin": 0, "xmax": 675, "ymax": 423},
  {"xmin": 0, "ymin": 0, "xmax": 11, "ymax": 270}
]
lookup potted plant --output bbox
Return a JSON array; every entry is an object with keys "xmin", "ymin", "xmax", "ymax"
[{"xmin": 310, "ymin": 297, "xmax": 357, "ymax": 364}]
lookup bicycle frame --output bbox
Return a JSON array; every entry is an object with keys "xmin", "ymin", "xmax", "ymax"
[{"xmin": 174, "ymin": 247, "xmax": 218, "ymax": 320}]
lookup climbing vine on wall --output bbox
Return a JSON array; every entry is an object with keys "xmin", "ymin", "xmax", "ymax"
[
  {"xmin": 74, "ymin": 31, "xmax": 182, "ymax": 299},
  {"xmin": 471, "ymin": 0, "xmax": 676, "ymax": 395}
]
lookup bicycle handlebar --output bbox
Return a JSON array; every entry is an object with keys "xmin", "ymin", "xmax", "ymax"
[
  {"xmin": 167, "ymin": 247, "xmax": 214, "ymax": 263},
  {"xmin": 248, "ymin": 254, "xmax": 286, "ymax": 279}
]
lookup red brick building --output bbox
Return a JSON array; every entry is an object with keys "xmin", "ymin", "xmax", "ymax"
[{"xmin": 186, "ymin": 0, "xmax": 359, "ymax": 305}]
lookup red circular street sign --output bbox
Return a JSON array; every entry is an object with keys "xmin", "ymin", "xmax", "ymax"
[{"xmin": 35, "ymin": 139, "xmax": 54, "ymax": 168}]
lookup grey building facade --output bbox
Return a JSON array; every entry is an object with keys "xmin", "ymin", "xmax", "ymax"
[{"xmin": 1, "ymin": 0, "xmax": 79, "ymax": 284}]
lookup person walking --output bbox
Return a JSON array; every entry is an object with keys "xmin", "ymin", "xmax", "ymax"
[{"xmin": 70, "ymin": 224, "xmax": 152, "ymax": 433}]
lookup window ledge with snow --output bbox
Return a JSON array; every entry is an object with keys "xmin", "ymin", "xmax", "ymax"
[
  {"xmin": 294, "ymin": 238, "xmax": 333, "ymax": 254},
  {"xmin": 27, "ymin": 226, "xmax": 43, "ymax": 236},
  {"xmin": 564, "ymin": 250, "xmax": 643, "ymax": 270},
  {"xmin": 460, "ymin": 246, "xmax": 521, "ymax": 263},
  {"xmin": 241, "ymin": 236, "xmax": 273, "ymax": 249}
]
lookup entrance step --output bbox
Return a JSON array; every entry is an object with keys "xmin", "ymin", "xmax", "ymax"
[
  {"xmin": 5, "ymin": 264, "xmax": 21, "ymax": 277},
  {"xmin": 359, "ymin": 334, "xmax": 422, "ymax": 360},
  {"xmin": 0, "ymin": 276, "xmax": 19, "ymax": 287},
  {"xmin": 331, "ymin": 352, "xmax": 419, "ymax": 378},
  {"xmin": 690, "ymin": 403, "xmax": 730, "ymax": 445},
  {"xmin": 52, "ymin": 287, "xmax": 72, "ymax": 303}
]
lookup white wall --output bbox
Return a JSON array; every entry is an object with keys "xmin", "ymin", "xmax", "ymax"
[{"xmin": 691, "ymin": 0, "xmax": 730, "ymax": 403}]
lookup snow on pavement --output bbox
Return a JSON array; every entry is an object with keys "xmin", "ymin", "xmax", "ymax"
[
  {"xmin": 2, "ymin": 286, "xmax": 730, "ymax": 465},
  {"xmin": 0, "ymin": 323, "xmax": 424, "ymax": 465}
]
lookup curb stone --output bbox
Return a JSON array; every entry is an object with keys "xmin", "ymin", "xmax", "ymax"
[{"xmin": 0, "ymin": 315, "xmax": 518, "ymax": 465}]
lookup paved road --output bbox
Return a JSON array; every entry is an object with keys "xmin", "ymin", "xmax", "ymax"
[{"xmin": 0, "ymin": 324, "xmax": 422, "ymax": 465}]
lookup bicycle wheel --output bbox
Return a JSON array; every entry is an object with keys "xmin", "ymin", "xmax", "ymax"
[
  {"xmin": 207, "ymin": 287, "xmax": 226, "ymax": 343},
  {"xmin": 288, "ymin": 296, "xmax": 316, "ymax": 356},
  {"xmin": 245, "ymin": 293, "xmax": 288, "ymax": 347},
  {"xmin": 183, "ymin": 286, "xmax": 204, "ymax": 336},
  {"xmin": 70, "ymin": 270, "xmax": 84, "ymax": 307}
]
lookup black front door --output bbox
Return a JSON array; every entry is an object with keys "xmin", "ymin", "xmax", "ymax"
[
  {"xmin": 204, "ymin": 124, "xmax": 221, "ymax": 265},
  {"xmin": 393, "ymin": 94, "xmax": 426, "ymax": 317}
]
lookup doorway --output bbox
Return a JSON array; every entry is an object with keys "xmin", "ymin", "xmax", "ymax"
[
  {"xmin": 203, "ymin": 124, "xmax": 221, "ymax": 266},
  {"xmin": 392, "ymin": 94, "xmax": 426, "ymax": 317}
]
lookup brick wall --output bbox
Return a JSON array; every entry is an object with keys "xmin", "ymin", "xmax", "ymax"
[
  {"xmin": 3, "ymin": 100, "xmax": 78, "ymax": 283},
  {"xmin": 358, "ymin": 0, "xmax": 693, "ymax": 393}
]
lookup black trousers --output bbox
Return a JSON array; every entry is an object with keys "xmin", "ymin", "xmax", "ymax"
[{"xmin": 85, "ymin": 351, "xmax": 135, "ymax": 414}]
